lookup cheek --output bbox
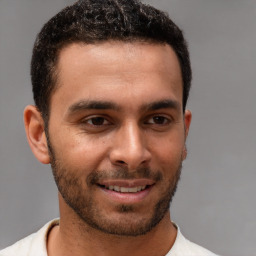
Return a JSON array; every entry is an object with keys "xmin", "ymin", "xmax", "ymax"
[
  {"xmin": 50, "ymin": 130, "xmax": 109, "ymax": 171},
  {"xmin": 150, "ymin": 134, "xmax": 184, "ymax": 168}
]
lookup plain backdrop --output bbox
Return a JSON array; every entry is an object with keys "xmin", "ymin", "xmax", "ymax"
[{"xmin": 0, "ymin": 1, "xmax": 255, "ymax": 255}]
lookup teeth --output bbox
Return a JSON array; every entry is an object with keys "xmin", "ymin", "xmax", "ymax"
[
  {"xmin": 128, "ymin": 187, "xmax": 138, "ymax": 193},
  {"xmin": 105, "ymin": 185, "xmax": 147, "ymax": 193},
  {"xmin": 121, "ymin": 187, "xmax": 129, "ymax": 192},
  {"xmin": 114, "ymin": 186, "xmax": 120, "ymax": 192}
]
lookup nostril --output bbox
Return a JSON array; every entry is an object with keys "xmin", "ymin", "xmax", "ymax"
[{"xmin": 116, "ymin": 160, "xmax": 126, "ymax": 165}]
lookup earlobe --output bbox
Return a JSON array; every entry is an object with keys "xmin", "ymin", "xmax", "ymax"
[
  {"xmin": 182, "ymin": 110, "xmax": 192, "ymax": 160},
  {"xmin": 24, "ymin": 105, "xmax": 50, "ymax": 164},
  {"xmin": 184, "ymin": 109, "xmax": 192, "ymax": 138},
  {"xmin": 182, "ymin": 145, "xmax": 187, "ymax": 160}
]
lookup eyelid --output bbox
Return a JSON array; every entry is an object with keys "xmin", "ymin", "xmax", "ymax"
[
  {"xmin": 88, "ymin": 117, "xmax": 109, "ymax": 125},
  {"xmin": 80, "ymin": 115, "xmax": 112, "ymax": 126},
  {"xmin": 144, "ymin": 114, "xmax": 173, "ymax": 124}
]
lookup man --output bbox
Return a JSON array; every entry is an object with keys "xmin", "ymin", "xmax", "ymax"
[{"xmin": 0, "ymin": 0, "xmax": 218, "ymax": 255}]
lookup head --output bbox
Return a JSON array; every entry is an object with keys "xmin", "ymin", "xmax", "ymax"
[
  {"xmin": 25, "ymin": 0, "xmax": 192, "ymax": 237},
  {"xmin": 31, "ymin": 0, "xmax": 191, "ymax": 126}
]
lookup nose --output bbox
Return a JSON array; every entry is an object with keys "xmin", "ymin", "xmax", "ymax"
[{"xmin": 109, "ymin": 121, "xmax": 151, "ymax": 170}]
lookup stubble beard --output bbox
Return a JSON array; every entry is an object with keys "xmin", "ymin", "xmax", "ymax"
[{"xmin": 47, "ymin": 139, "xmax": 182, "ymax": 237}]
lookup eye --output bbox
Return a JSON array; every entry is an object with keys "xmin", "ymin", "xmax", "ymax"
[
  {"xmin": 78, "ymin": 115, "xmax": 113, "ymax": 133},
  {"xmin": 86, "ymin": 117, "xmax": 110, "ymax": 126},
  {"xmin": 146, "ymin": 115, "xmax": 171, "ymax": 125}
]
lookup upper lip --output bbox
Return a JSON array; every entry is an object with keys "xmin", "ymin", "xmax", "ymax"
[{"xmin": 97, "ymin": 179, "xmax": 155, "ymax": 187}]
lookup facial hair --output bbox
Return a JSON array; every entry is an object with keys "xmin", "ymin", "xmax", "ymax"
[{"xmin": 47, "ymin": 138, "xmax": 182, "ymax": 237}]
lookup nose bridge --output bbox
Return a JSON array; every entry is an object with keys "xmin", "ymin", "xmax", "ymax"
[
  {"xmin": 125, "ymin": 121, "xmax": 143, "ymax": 154},
  {"xmin": 110, "ymin": 120, "xmax": 150, "ymax": 169}
]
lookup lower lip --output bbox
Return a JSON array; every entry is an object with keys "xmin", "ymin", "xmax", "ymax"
[{"xmin": 100, "ymin": 186, "xmax": 153, "ymax": 204}]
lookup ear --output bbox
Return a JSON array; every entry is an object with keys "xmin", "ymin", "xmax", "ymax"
[
  {"xmin": 182, "ymin": 109, "xmax": 192, "ymax": 160},
  {"xmin": 24, "ymin": 105, "xmax": 50, "ymax": 164}
]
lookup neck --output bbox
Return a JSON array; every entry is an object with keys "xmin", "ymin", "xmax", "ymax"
[{"xmin": 47, "ymin": 198, "xmax": 177, "ymax": 256}]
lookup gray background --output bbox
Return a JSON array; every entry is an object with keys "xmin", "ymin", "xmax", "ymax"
[{"xmin": 0, "ymin": 0, "xmax": 255, "ymax": 255}]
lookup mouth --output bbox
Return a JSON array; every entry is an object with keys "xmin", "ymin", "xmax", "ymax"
[
  {"xmin": 98, "ymin": 184, "xmax": 150, "ymax": 193},
  {"xmin": 96, "ymin": 180, "xmax": 154, "ymax": 204}
]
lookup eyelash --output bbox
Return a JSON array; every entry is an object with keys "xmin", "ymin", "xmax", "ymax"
[
  {"xmin": 86, "ymin": 117, "xmax": 110, "ymax": 126},
  {"xmin": 81, "ymin": 115, "xmax": 172, "ymax": 128},
  {"xmin": 145, "ymin": 115, "xmax": 171, "ymax": 125},
  {"xmin": 80, "ymin": 116, "xmax": 112, "ymax": 129}
]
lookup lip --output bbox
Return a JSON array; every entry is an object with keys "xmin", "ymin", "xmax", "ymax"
[
  {"xmin": 97, "ymin": 179, "xmax": 155, "ymax": 204},
  {"xmin": 100, "ymin": 185, "xmax": 153, "ymax": 204},
  {"xmin": 98, "ymin": 179, "xmax": 155, "ymax": 187}
]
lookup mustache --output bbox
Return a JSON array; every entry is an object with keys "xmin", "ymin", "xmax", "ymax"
[{"xmin": 87, "ymin": 167, "xmax": 163, "ymax": 186}]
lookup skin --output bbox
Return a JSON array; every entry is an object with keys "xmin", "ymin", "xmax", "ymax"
[{"xmin": 24, "ymin": 41, "xmax": 192, "ymax": 256}]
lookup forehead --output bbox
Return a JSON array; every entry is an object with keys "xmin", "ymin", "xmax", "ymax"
[
  {"xmin": 57, "ymin": 41, "xmax": 181, "ymax": 79},
  {"xmin": 52, "ymin": 41, "xmax": 183, "ymax": 111}
]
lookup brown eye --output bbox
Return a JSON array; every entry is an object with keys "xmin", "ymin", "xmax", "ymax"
[
  {"xmin": 152, "ymin": 116, "xmax": 167, "ymax": 124},
  {"xmin": 87, "ymin": 117, "xmax": 108, "ymax": 126},
  {"xmin": 147, "ymin": 116, "xmax": 170, "ymax": 125}
]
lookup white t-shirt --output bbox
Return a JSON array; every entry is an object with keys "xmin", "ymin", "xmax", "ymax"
[{"xmin": 0, "ymin": 220, "xmax": 218, "ymax": 256}]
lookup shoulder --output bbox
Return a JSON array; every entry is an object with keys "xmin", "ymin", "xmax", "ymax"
[
  {"xmin": 167, "ymin": 224, "xmax": 219, "ymax": 256},
  {"xmin": 0, "ymin": 219, "xmax": 59, "ymax": 256},
  {"xmin": 0, "ymin": 233, "xmax": 36, "ymax": 256}
]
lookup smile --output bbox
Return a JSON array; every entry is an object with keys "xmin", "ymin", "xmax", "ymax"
[
  {"xmin": 96, "ymin": 179, "xmax": 155, "ymax": 204},
  {"xmin": 103, "ymin": 185, "xmax": 147, "ymax": 193}
]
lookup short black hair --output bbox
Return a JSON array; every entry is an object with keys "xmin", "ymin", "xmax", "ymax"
[{"xmin": 31, "ymin": 0, "xmax": 192, "ymax": 123}]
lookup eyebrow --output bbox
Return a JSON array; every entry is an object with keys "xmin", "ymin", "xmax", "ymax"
[
  {"xmin": 67, "ymin": 99, "xmax": 181, "ymax": 116},
  {"xmin": 141, "ymin": 99, "xmax": 181, "ymax": 112},
  {"xmin": 68, "ymin": 100, "xmax": 120, "ymax": 114}
]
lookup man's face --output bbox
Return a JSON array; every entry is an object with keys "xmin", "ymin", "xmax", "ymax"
[{"xmin": 46, "ymin": 42, "xmax": 191, "ymax": 236}]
